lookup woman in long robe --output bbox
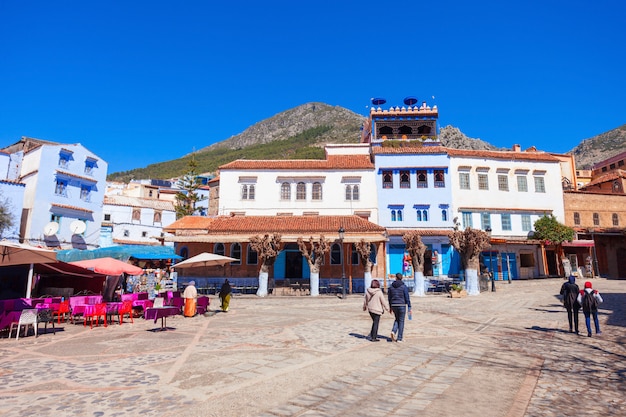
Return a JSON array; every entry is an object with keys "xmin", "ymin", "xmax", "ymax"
[
  {"xmin": 219, "ymin": 279, "xmax": 232, "ymax": 312},
  {"xmin": 183, "ymin": 281, "xmax": 197, "ymax": 317}
]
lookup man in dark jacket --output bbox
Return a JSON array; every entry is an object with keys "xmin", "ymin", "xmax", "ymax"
[
  {"xmin": 388, "ymin": 273, "xmax": 412, "ymax": 342},
  {"xmin": 560, "ymin": 275, "xmax": 580, "ymax": 334}
]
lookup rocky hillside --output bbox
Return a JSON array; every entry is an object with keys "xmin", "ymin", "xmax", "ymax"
[
  {"xmin": 107, "ymin": 103, "xmax": 624, "ymax": 181},
  {"xmin": 197, "ymin": 102, "xmax": 364, "ymax": 153},
  {"xmin": 568, "ymin": 124, "xmax": 626, "ymax": 169}
]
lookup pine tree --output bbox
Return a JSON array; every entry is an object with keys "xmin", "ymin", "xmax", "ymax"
[{"xmin": 174, "ymin": 155, "xmax": 207, "ymax": 219}]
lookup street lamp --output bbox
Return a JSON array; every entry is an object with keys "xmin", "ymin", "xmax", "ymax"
[{"xmin": 338, "ymin": 227, "xmax": 346, "ymax": 299}]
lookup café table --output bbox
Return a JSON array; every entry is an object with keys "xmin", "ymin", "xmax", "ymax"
[{"xmin": 144, "ymin": 306, "xmax": 179, "ymax": 331}]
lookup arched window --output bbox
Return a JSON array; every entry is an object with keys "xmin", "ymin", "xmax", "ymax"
[
  {"xmin": 391, "ymin": 210, "xmax": 397, "ymax": 222},
  {"xmin": 441, "ymin": 209, "xmax": 447, "ymax": 221},
  {"xmin": 230, "ymin": 243, "xmax": 241, "ymax": 264},
  {"xmin": 351, "ymin": 243, "xmax": 359, "ymax": 265},
  {"xmin": 312, "ymin": 182, "xmax": 322, "ymax": 200},
  {"xmin": 330, "ymin": 243, "xmax": 341, "ymax": 265},
  {"xmin": 369, "ymin": 243, "xmax": 377, "ymax": 265},
  {"xmin": 296, "ymin": 182, "xmax": 306, "ymax": 200},
  {"xmin": 281, "ymin": 182, "xmax": 291, "ymax": 200},
  {"xmin": 416, "ymin": 210, "xmax": 422, "ymax": 221},
  {"xmin": 179, "ymin": 247, "xmax": 189, "ymax": 259},
  {"xmin": 154, "ymin": 211, "xmax": 162, "ymax": 223},
  {"xmin": 247, "ymin": 244, "xmax": 258, "ymax": 265},
  {"xmin": 132, "ymin": 209, "xmax": 141, "ymax": 221},
  {"xmin": 423, "ymin": 210, "xmax": 429, "ymax": 221},
  {"xmin": 352, "ymin": 184, "xmax": 359, "ymax": 201},
  {"xmin": 214, "ymin": 243, "xmax": 225, "ymax": 256},
  {"xmin": 397, "ymin": 209, "xmax": 403, "ymax": 221}
]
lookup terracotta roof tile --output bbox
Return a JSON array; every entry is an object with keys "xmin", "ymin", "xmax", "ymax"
[
  {"xmin": 204, "ymin": 215, "xmax": 384, "ymax": 234},
  {"xmin": 219, "ymin": 154, "xmax": 374, "ymax": 170},
  {"xmin": 372, "ymin": 145, "xmax": 561, "ymax": 162},
  {"xmin": 163, "ymin": 216, "xmax": 214, "ymax": 232},
  {"xmin": 50, "ymin": 203, "xmax": 93, "ymax": 213},
  {"xmin": 104, "ymin": 195, "xmax": 175, "ymax": 211}
]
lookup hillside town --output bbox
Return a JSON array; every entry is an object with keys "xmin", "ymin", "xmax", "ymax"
[{"xmin": 0, "ymin": 98, "xmax": 625, "ymax": 303}]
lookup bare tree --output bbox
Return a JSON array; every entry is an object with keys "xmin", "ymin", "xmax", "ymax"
[
  {"xmin": 355, "ymin": 239, "xmax": 374, "ymax": 290},
  {"xmin": 249, "ymin": 234, "xmax": 282, "ymax": 296},
  {"xmin": 402, "ymin": 231, "xmax": 427, "ymax": 295},
  {"xmin": 297, "ymin": 235, "xmax": 330, "ymax": 296},
  {"xmin": 449, "ymin": 228, "xmax": 491, "ymax": 295}
]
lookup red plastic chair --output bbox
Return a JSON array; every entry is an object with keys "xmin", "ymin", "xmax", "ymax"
[
  {"xmin": 84, "ymin": 303, "xmax": 108, "ymax": 329},
  {"xmin": 117, "ymin": 300, "xmax": 134, "ymax": 325},
  {"xmin": 55, "ymin": 300, "xmax": 71, "ymax": 324}
]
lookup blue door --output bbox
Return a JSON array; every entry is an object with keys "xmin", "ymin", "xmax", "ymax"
[
  {"xmin": 502, "ymin": 252, "xmax": 518, "ymax": 280},
  {"xmin": 389, "ymin": 244, "xmax": 405, "ymax": 276}
]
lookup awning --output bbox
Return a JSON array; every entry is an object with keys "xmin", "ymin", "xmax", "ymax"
[
  {"xmin": 57, "ymin": 245, "xmax": 182, "ymax": 262},
  {"xmin": 562, "ymin": 240, "xmax": 595, "ymax": 248}
]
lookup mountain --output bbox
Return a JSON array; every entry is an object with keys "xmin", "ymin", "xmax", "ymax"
[
  {"xmin": 568, "ymin": 124, "xmax": 626, "ymax": 169},
  {"xmin": 106, "ymin": 103, "xmax": 624, "ymax": 182}
]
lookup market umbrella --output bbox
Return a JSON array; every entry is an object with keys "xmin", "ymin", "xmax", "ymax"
[
  {"xmin": 171, "ymin": 252, "xmax": 238, "ymax": 269},
  {"xmin": 0, "ymin": 240, "xmax": 59, "ymax": 298},
  {"xmin": 69, "ymin": 257, "xmax": 144, "ymax": 276}
]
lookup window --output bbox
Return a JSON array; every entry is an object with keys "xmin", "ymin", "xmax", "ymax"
[
  {"xmin": 522, "ymin": 214, "xmax": 532, "ymax": 231},
  {"xmin": 481, "ymin": 212, "xmax": 491, "ymax": 230},
  {"xmin": 416, "ymin": 210, "xmax": 421, "ymax": 221},
  {"xmin": 230, "ymin": 243, "xmax": 241, "ymax": 264},
  {"xmin": 573, "ymin": 212, "xmax": 580, "ymax": 225},
  {"xmin": 214, "ymin": 243, "xmax": 225, "ymax": 256},
  {"xmin": 517, "ymin": 176, "xmax": 528, "ymax": 192},
  {"xmin": 104, "ymin": 214, "xmax": 111, "ymax": 222},
  {"xmin": 330, "ymin": 243, "xmax": 341, "ymax": 264},
  {"xmin": 391, "ymin": 210, "xmax": 396, "ymax": 222},
  {"xmin": 345, "ymin": 184, "xmax": 360, "ymax": 201},
  {"xmin": 132, "ymin": 209, "xmax": 141, "ymax": 221},
  {"xmin": 79, "ymin": 185, "xmax": 91, "ymax": 201},
  {"xmin": 241, "ymin": 184, "xmax": 255, "ymax": 200},
  {"xmin": 612, "ymin": 213, "xmax": 619, "ymax": 226},
  {"xmin": 519, "ymin": 253, "xmax": 535, "ymax": 267},
  {"xmin": 397, "ymin": 210, "xmax": 403, "ymax": 221},
  {"xmin": 593, "ymin": 213, "xmax": 599, "ymax": 226},
  {"xmin": 478, "ymin": 174, "xmax": 489, "ymax": 190},
  {"xmin": 154, "ymin": 211, "xmax": 162, "ymax": 223},
  {"xmin": 142, "ymin": 231, "xmax": 148, "ymax": 238},
  {"xmin": 422, "ymin": 210, "xmax": 428, "ymax": 221},
  {"xmin": 296, "ymin": 182, "xmax": 306, "ymax": 200},
  {"xmin": 123, "ymin": 229, "xmax": 129, "ymax": 237},
  {"xmin": 148, "ymin": 190, "xmax": 153, "ymax": 197},
  {"xmin": 351, "ymin": 244, "xmax": 359, "ymax": 265},
  {"xmin": 534, "ymin": 176, "xmax": 546, "ymax": 193},
  {"xmin": 312, "ymin": 182, "xmax": 322, "ymax": 200},
  {"xmin": 498, "ymin": 175, "xmax": 509, "ymax": 191},
  {"xmin": 58, "ymin": 155, "xmax": 69, "ymax": 168},
  {"xmin": 434, "ymin": 170, "xmax": 445, "ymax": 188},
  {"xmin": 84, "ymin": 160, "xmax": 95, "ymax": 175},
  {"xmin": 247, "ymin": 244, "xmax": 258, "ymax": 265},
  {"xmin": 416, "ymin": 170, "xmax": 427, "ymax": 188},
  {"xmin": 382, "ymin": 170, "xmax": 393, "ymax": 189},
  {"xmin": 400, "ymin": 170, "xmax": 410, "ymax": 188},
  {"xmin": 281, "ymin": 182, "xmax": 291, "ymax": 200},
  {"xmin": 501, "ymin": 214, "xmax": 512, "ymax": 231},
  {"xmin": 462, "ymin": 212, "xmax": 473, "ymax": 229},
  {"xmin": 459, "ymin": 172, "xmax": 470, "ymax": 190},
  {"xmin": 55, "ymin": 179, "xmax": 68, "ymax": 196},
  {"xmin": 442, "ymin": 209, "xmax": 448, "ymax": 221}
]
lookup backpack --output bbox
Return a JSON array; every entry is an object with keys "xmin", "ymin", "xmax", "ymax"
[{"xmin": 582, "ymin": 291, "xmax": 598, "ymax": 312}]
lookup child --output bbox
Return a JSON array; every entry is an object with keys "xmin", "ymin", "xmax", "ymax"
[{"xmin": 577, "ymin": 281, "xmax": 603, "ymax": 337}]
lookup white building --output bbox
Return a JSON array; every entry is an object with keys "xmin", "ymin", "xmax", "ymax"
[
  {"xmin": 217, "ymin": 144, "xmax": 378, "ymax": 221},
  {"xmin": 1, "ymin": 137, "xmax": 107, "ymax": 249},
  {"xmin": 449, "ymin": 146, "xmax": 566, "ymax": 279}
]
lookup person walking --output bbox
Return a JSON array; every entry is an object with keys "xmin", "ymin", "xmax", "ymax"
[
  {"xmin": 219, "ymin": 279, "xmax": 232, "ymax": 312},
  {"xmin": 363, "ymin": 279, "xmax": 389, "ymax": 342},
  {"xmin": 577, "ymin": 281, "xmax": 603, "ymax": 337},
  {"xmin": 183, "ymin": 281, "xmax": 198, "ymax": 317},
  {"xmin": 560, "ymin": 275, "xmax": 581, "ymax": 334},
  {"xmin": 388, "ymin": 273, "xmax": 412, "ymax": 342}
]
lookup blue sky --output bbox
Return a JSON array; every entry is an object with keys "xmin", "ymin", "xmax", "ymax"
[{"xmin": 1, "ymin": 1, "xmax": 625, "ymax": 174}]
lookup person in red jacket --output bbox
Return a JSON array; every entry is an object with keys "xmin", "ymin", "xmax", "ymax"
[{"xmin": 577, "ymin": 281, "xmax": 603, "ymax": 337}]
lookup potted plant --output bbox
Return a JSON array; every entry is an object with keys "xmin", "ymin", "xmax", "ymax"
[{"xmin": 449, "ymin": 283, "xmax": 467, "ymax": 298}]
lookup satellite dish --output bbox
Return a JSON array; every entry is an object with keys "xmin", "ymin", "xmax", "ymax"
[
  {"xmin": 70, "ymin": 220, "xmax": 86, "ymax": 234},
  {"xmin": 43, "ymin": 222, "xmax": 59, "ymax": 236}
]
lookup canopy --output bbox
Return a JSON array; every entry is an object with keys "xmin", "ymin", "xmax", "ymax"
[
  {"xmin": 0, "ymin": 240, "xmax": 58, "ymax": 266},
  {"xmin": 172, "ymin": 252, "xmax": 238, "ymax": 269},
  {"xmin": 57, "ymin": 245, "xmax": 182, "ymax": 262},
  {"xmin": 69, "ymin": 257, "xmax": 144, "ymax": 276}
]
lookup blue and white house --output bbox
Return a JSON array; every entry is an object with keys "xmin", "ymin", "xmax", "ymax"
[
  {"xmin": 0, "ymin": 151, "xmax": 26, "ymax": 242},
  {"xmin": 1, "ymin": 137, "xmax": 107, "ymax": 249}
]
